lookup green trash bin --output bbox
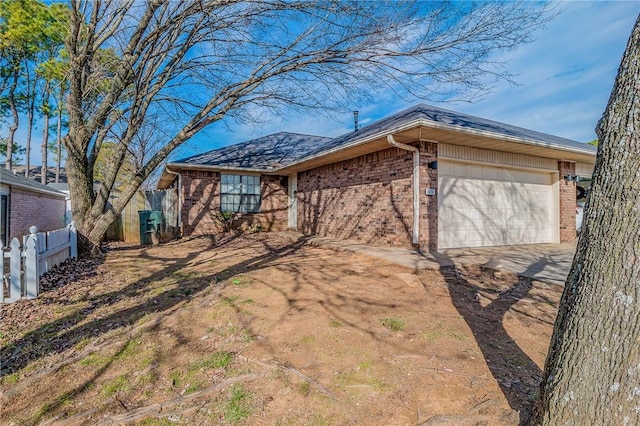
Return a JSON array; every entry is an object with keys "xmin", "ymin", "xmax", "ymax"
[
  {"xmin": 148, "ymin": 211, "xmax": 164, "ymax": 233},
  {"xmin": 138, "ymin": 210, "xmax": 152, "ymax": 245},
  {"xmin": 148, "ymin": 210, "xmax": 164, "ymax": 245}
]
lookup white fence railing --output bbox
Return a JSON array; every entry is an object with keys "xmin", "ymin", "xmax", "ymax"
[{"xmin": 1, "ymin": 222, "xmax": 77, "ymax": 303}]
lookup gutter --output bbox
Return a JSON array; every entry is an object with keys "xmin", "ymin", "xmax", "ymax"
[
  {"xmin": 165, "ymin": 163, "xmax": 275, "ymax": 174},
  {"xmin": 412, "ymin": 118, "xmax": 597, "ymax": 156},
  {"xmin": 387, "ymin": 135, "xmax": 420, "ymax": 246},
  {"xmin": 4, "ymin": 181, "xmax": 67, "ymax": 199}
]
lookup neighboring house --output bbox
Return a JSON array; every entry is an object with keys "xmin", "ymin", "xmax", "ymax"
[
  {"xmin": 0, "ymin": 167, "xmax": 67, "ymax": 244},
  {"xmin": 10, "ymin": 165, "xmax": 68, "ymax": 185},
  {"xmin": 157, "ymin": 104, "xmax": 597, "ymax": 250}
]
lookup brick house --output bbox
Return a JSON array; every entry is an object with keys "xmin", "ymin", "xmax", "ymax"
[
  {"xmin": 157, "ymin": 104, "xmax": 597, "ymax": 250},
  {"xmin": 1, "ymin": 167, "xmax": 67, "ymax": 244}
]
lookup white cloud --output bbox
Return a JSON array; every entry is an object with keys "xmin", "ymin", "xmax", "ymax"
[{"xmin": 449, "ymin": 1, "xmax": 640, "ymax": 142}]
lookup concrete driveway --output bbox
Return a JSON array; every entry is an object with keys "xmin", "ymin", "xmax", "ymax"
[
  {"xmin": 307, "ymin": 236, "xmax": 576, "ymax": 286},
  {"xmin": 441, "ymin": 242, "xmax": 576, "ymax": 285}
]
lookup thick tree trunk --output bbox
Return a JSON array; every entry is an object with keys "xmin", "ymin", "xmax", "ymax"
[
  {"xmin": 531, "ymin": 15, "xmax": 640, "ymax": 425},
  {"xmin": 64, "ymin": 143, "xmax": 96, "ymax": 248}
]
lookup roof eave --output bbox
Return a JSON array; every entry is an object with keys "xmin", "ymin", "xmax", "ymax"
[
  {"xmin": 168, "ymin": 162, "xmax": 277, "ymax": 174},
  {"xmin": 421, "ymin": 118, "xmax": 597, "ymax": 157},
  {"xmin": 157, "ymin": 116, "xmax": 597, "ymax": 188},
  {"xmin": 157, "ymin": 163, "xmax": 278, "ymax": 189},
  {"xmin": 278, "ymin": 118, "xmax": 596, "ymax": 173},
  {"xmin": 6, "ymin": 181, "xmax": 68, "ymax": 198},
  {"xmin": 278, "ymin": 119, "xmax": 427, "ymax": 173}
]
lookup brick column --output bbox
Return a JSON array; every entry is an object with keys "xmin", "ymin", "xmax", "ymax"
[
  {"xmin": 418, "ymin": 141, "xmax": 438, "ymax": 251},
  {"xmin": 558, "ymin": 161, "xmax": 577, "ymax": 243}
]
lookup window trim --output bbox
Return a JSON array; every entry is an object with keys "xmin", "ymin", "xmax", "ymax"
[{"xmin": 220, "ymin": 174, "xmax": 261, "ymax": 214}]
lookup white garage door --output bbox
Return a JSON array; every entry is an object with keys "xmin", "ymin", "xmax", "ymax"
[{"xmin": 438, "ymin": 161, "xmax": 558, "ymax": 249}]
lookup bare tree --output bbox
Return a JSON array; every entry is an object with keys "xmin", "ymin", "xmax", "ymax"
[
  {"xmin": 531, "ymin": 14, "xmax": 640, "ymax": 425},
  {"xmin": 63, "ymin": 0, "xmax": 551, "ymax": 251}
]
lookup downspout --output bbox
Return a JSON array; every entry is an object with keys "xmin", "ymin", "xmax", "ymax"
[
  {"xmin": 387, "ymin": 135, "xmax": 420, "ymax": 246},
  {"xmin": 164, "ymin": 167, "xmax": 182, "ymax": 234}
]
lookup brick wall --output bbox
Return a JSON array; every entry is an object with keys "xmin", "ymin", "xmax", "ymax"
[
  {"xmin": 297, "ymin": 146, "xmax": 421, "ymax": 247},
  {"xmin": 179, "ymin": 143, "xmax": 569, "ymax": 249},
  {"xmin": 558, "ymin": 161, "xmax": 577, "ymax": 242},
  {"xmin": 8, "ymin": 188, "xmax": 66, "ymax": 241},
  {"xmin": 181, "ymin": 170, "xmax": 289, "ymax": 236}
]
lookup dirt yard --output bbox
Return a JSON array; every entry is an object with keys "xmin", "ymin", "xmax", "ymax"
[{"xmin": 0, "ymin": 232, "xmax": 562, "ymax": 425}]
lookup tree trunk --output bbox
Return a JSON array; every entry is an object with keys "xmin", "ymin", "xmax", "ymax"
[
  {"xmin": 56, "ymin": 111, "xmax": 62, "ymax": 183},
  {"xmin": 25, "ymin": 107, "xmax": 33, "ymax": 178},
  {"xmin": 41, "ymin": 81, "xmax": 50, "ymax": 185},
  {"xmin": 55, "ymin": 89, "xmax": 63, "ymax": 183},
  {"xmin": 5, "ymin": 69, "xmax": 19, "ymax": 171},
  {"xmin": 531, "ymin": 15, "xmax": 640, "ymax": 425},
  {"xmin": 64, "ymin": 137, "xmax": 99, "ymax": 253},
  {"xmin": 24, "ymin": 63, "xmax": 35, "ymax": 178}
]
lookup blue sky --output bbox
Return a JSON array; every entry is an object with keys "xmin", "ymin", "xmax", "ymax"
[
  {"xmin": 177, "ymin": 1, "xmax": 640, "ymax": 160},
  {"xmin": 11, "ymin": 1, "xmax": 640, "ymax": 166}
]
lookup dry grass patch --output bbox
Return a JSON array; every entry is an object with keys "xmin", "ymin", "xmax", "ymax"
[{"xmin": 0, "ymin": 233, "xmax": 562, "ymax": 425}]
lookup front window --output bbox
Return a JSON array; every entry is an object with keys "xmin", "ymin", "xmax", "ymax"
[{"xmin": 220, "ymin": 174, "xmax": 261, "ymax": 213}]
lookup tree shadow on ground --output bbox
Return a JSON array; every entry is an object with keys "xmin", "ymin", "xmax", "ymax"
[
  {"xmin": 1, "ymin": 232, "xmax": 415, "ymax": 424},
  {"xmin": 440, "ymin": 260, "xmax": 549, "ymax": 423},
  {"xmin": 0, "ymin": 233, "xmax": 308, "ymax": 376}
]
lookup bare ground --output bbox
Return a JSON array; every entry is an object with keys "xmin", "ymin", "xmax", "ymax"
[{"xmin": 0, "ymin": 232, "xmax": 562, "ymax": 425}]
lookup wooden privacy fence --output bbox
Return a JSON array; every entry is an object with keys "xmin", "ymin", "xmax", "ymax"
[
  {"xmin": 106, "ymin": 189, "xmax": 178, "ymax": 243},
  {"xmin": 1, "ymin": 222, "xmax": 78, "ymax": 303}
]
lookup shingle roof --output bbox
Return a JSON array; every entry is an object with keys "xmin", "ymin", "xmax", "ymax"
[
  {"xmin": 9, "ymin": 165, "xmax": 67, "ymax": 184},
  {"xmin": 171, "ymin": 104, "xmax": 595, "ymax": 172},
  {"xmin": 176, "ymin": 132, "xmax": 332, "ymax": 169},
  {"xmin": 0, "ymin": 167, "xmax": 67, "ymax": 198},
  {"xmin": 301, "ymin": 103, "xmax": 596, "ymax": 160}
]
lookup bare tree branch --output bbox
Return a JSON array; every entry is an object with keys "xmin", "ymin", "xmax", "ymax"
[{"xmin": 61, "ymin": 0, "xmax": 553, "ymax": 250}]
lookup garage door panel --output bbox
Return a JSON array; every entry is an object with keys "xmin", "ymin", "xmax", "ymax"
[
  {"xmin": 441, "ymin": 209, "xmax": 504, "ymax": 232},
  {"xmin": 438, "ymin": 162, "xmax": 556, "ymax": 249}
]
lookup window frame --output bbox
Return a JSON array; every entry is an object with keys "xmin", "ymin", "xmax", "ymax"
[{"xmin": 219, "ymin": 174, "xmax": 261, "ymax": 214}]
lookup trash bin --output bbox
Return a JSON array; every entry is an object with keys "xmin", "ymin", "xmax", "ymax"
[
  {"xmin": 148, "ymin": 210, "xmax": 164, "ymax": 245},
  {"xmin": 148, "ymin": 211, "xmax": 164, "ymax": 232},
  {"xmin": 138, "ymin": 210, "xmax": 152, "ymax": 245}
]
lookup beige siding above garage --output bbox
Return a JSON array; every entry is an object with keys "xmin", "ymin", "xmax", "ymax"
[
  {"xmin": 439, "ymin": 143, "xmax": 558, "ymax": 170},
  {"xmin": 438, "ymin": 160, "xmax": 559, "ymax": 249},
  {"xmin": 576, "ymin": 162, "xmax": 595, "ymax": 178}
]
